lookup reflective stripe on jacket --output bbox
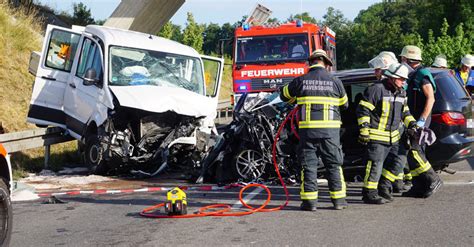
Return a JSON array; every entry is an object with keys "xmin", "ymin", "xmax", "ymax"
[
  {"xmin": 356, "ymin": 79, "xmax": 416, "ymax": 144},
  {"xmin": 280, "ymin": 64, "xmax": 348, "ymax": 139}
]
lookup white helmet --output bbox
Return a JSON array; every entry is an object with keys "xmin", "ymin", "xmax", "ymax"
[
  {"xmin": 384, "ymin": 63, "xmax": 410, "ymax": 79},
  {"xmin": 379, "ymin": 51, "xmax": 397, "ymax": 63},
  {"xmin": 432, "ymin": 54, "xmax": 447, "ymax": 68},
  {"xmin": 461, "ymin": 54, "xmax": 474, "ymax": 67},
  {"xmin": 400, "ymin": 45, "xmax": 422, "ymax": 61},
  {"xmin": 368, "ymin": 51, "xmax": 398, "ymax": 69}
]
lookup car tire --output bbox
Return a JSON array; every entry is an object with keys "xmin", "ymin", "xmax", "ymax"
[
  {"xmin": 84, "ymin": 134, "xmax": 108, "ymax": 175},
  {"xmin": 0, "ymin": 180, "xmax": 12, "ymax": 247}
]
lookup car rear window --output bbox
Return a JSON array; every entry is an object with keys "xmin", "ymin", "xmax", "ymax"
[{"xmin": 434, "ymin": 72, "xmax": 470, "ymax": 100}]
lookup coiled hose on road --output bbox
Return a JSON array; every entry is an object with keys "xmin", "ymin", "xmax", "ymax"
[{"xmin": 139, "ymin": 106, "xmax": 300, "ymax": 218}]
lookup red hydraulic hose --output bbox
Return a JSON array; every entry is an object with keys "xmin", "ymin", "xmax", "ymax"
[{"xmin": 139, "ymin": 106, "xmax": 300, "ymax": 218}]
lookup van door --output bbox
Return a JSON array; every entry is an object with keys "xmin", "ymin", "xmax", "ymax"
[
  {"xmin": 201, "ymin": 55, "xmax": 224, "ymax": 108},
  {"xmin": 27, "ymin": 25, "xmax": 82, "ymax": 127},
  {"xmin": 63, "ymin": 36, "xmax": 107, "ymax": 138}
]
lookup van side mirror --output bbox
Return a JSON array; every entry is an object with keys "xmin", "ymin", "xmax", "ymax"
[{"xmin": 83, "ymin": 68, "xmax": 99, "ymax": 86}]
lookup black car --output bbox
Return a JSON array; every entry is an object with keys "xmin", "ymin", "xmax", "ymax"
[{"xmin": 336, "ymin": 68, "xmax": 474, "ymax": 172}]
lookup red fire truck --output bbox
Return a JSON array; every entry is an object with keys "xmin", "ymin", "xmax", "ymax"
[{"xmin": 232, "ymin": 21, "xmax": 336, "ymax": 97}]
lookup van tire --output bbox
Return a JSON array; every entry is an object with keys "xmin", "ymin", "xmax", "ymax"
[
  {"xmin": 84, "ymin": 134, "xmax": 108, "ymax": 175},
  {"xmin": 0, "ymin": 180, "xmax": 12, "ymax": 246}
]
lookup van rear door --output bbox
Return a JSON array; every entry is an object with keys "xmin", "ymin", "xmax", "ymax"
[{"xmin": 27, "ymin": 25, "xmax": 82, "ymax": 127}]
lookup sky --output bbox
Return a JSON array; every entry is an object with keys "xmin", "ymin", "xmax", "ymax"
[{"xmin": 37, "ymin": 0, "xmax": 380, "ymax": 25}]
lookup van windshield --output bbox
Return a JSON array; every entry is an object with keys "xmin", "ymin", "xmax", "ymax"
[{"xmin": 109, "ymin": 46, "xmax": 204, "ymax": 94}]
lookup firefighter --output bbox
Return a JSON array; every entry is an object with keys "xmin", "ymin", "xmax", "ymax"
[
  {"xmin": 357, "ymin": 63, "xmax": 417, "ymax": 204},
  {"xmin": 368, "ymin": 52, "xmax": 411, "ymax": 197},
  {"xmin": 396, "ymin": 45, "xmax": 443, "ymax": 198},
  {"xmin": 280, "ymin": 49, "xmax": 349, "ymax": 211}
]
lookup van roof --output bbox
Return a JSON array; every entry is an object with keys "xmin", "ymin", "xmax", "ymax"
[{"xmin": 84, "ymin": 25, "xmax": 200, "ymax": 58}]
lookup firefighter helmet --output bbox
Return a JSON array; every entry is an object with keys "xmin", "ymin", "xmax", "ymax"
[
  {"xmin": 400, "ymin": 45, "xmax": 422, "ymax": 61},
  {"xmin": 384, "ymin": 63, "xmax": 410, "ymax": 79},
  {"xmin": 461, "ymin": 54, "xmax": 474, "ymax": 67},
  {"xmin": 368, "ymin": 51, "xmax": 398, "ymax": 69},
  {"xmin": 432, "ymin": 54, "xmax": 447, "ymax": 68},
  {"xmin": 309, "ymin": 49, "xmax": 333, "ymax": 66}
]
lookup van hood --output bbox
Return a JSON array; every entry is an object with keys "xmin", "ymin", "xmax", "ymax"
[{"xmin": 109, "ymin": 86, "xmax": 217, "ymax": 118}]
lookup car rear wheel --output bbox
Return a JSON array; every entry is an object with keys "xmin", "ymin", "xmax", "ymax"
[{"xmin": 0, "ymin": 180, "xmax": 12, "ymax": 246}]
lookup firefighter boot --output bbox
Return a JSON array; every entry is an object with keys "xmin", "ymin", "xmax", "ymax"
[
  {"xmin": 362, "ymin": 188, "xmax": 385, "ymax": 205},
  {"xmin": 421, "ymin": 169, "xmax": 443, "ymax": 198},
  {"xmin": 331, "ymin": 198, "xmax": 348, "ymax": 210},
  {"xmin": 401, "ymin": 177, "xmax": 425, "ymax": 198},
  {"xmin": 300, "ymin": 200, "xmax": 317, "ymax": 211},
  {"xmin": 378, "ymin": 177, "xmax": 394, "ymax": 202},
  {"xmin": 392, "ymin": 179, "xmax": 404, "ymax": 193}
]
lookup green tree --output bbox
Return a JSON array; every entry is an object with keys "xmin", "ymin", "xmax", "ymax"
[
  {"xmin": 320, "ymin": 7, "xmax": 353, "ymax": 69},
  {"xmin": 202, "ymin": 23, "xmax": 221, "ymax": 54},
  {"xmin": 416, "ymin": 19, "xmax": 472, "ymax": 68},
  {"xmin": 158, "ymin": 22, "xmax": 183, "ymax": 42},
  {"xmin": 158, "ymin": 22, "xmax": 174, "ymax": 39},
  {"xmin": 288, "ymin": 12, "xmax": 317, "ymax": 24},
  {"xmin": 182, "ymin": 12, "xmax": 204, "ymax": 53},
  {"xmin": 71, "ymin": 2, "xmax": 94, "ymax": 26}
]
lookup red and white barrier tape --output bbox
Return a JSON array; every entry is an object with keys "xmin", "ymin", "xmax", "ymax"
[{"xmin": 37, "ymin": 184, "xmax": 242, "ymax": 197}]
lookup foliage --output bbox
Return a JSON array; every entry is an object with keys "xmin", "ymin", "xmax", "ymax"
[
  {"xmin": 287, "ymin": 12, "xmax": 317, "ymax": 24},
  {"xmin": 182, "ymin": 12, "xmax": 205, "ymax": 53},
  {"xmin": 158, "ymin": 21, "xmax": 183, "ymax": 42},
  {"xmin": 417, "ymin": 19, "xmax": 472, "ymax": 68},
  {"xmin": 71, "ymin": 2, "xmax": 94, "ymax": 26}
]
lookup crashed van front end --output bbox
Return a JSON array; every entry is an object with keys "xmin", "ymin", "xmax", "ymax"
[{"xmin": 87, "ymin": 46, "xmax": 219, "ymax": 177}]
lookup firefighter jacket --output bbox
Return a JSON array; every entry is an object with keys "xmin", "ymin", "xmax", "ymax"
[
  {"xmin": 357, "ymin": 79, "xmax": 416, "ymax": 145},
  {"xmin": 280, "ymin": 64, "xmax": 348, "ymax": 139}
]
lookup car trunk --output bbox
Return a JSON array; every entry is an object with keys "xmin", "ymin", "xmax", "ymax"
[{"xmin": 430, "ymin": 71, "xmax": 473, "ymax": 138}]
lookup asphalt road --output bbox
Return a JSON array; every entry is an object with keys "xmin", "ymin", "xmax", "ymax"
[{"xmin": 11, "ymin": 160, "xmax": 474, "ymax": 246}]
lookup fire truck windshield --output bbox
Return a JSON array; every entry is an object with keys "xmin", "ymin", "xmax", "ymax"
[{"xmin": 235, "ymin": 34, "xmax": 309, "ymax": 64}]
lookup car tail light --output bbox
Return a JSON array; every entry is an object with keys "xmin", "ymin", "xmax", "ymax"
[{"xmin": 432, "ymin": 112, "xmax": 466, "ymax": 126}]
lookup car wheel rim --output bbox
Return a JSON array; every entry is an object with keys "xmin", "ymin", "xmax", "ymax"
[{"xmin": 236, "ymin": 150, "xmax": 265, "ymax": 180}]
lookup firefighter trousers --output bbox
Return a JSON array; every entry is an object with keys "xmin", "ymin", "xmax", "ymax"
[
  {"xmin": 382, "ymin": 143, "xmax": 408, "ymax": 184},
  {"xmin": 298, "ymin": 136, "xmax": 346, "ymax": 202},
  {"xmin": 363, "ymin": 142, "xmax": 400, "ymax": 191}
]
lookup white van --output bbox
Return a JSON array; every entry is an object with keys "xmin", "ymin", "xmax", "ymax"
[{"xmin": 27, "ymin": 24, "xmax": 223, "ymax": 176}]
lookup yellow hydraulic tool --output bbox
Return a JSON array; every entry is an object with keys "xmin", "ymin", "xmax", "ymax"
[{"xmin": 164, "ymin": 187, "xmax": 187, "ymax": 215}]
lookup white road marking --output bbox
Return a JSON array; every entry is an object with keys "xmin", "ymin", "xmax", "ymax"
[
  {"xmin": 443, "ymin": 181, "xmax": 474, "ymax": 186},
  {"xmin": 231, "ymin": 186, "xmax": 264, "ymax": 209}
]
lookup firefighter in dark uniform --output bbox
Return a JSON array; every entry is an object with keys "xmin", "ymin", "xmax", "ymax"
[
  {"xmin": 357, "ymin": 63, "xmax": 417, "ymax": 204},
  {"xmin": 280, "ymin": 49, "xmax": 349, "ymax": 211}
]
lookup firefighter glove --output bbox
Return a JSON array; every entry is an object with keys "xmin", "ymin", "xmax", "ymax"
[
  {"xmin": 416, "ymin": 117, "xmax": 426, "ymax": 128},
  {"xmin": 358, "ymin": 128, "xmax": 370, "ymax": 145}
]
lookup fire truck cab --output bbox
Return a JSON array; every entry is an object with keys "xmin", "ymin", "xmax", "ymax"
[{"xmin": 232, "ymin": 21, "xmax": 336, "ymax": 99}]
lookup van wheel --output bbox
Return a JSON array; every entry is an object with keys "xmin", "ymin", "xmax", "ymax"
[
  {"xmin": 0, "ymin": 180, "xmax": 12, "ymax": 247},
  {"xmin": 84, "ymin": 134, "xmax": 108, "ymax": 175}
]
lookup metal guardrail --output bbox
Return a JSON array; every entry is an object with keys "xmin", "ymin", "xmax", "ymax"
[
  {"xmin": 0, "ymin": 127, "xmax": 74, "ymax": 169},
  {"xmin": 0, "ymin": 127, "xmax": 73, "ymax": 153}
]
